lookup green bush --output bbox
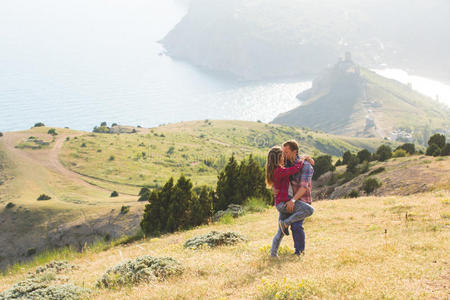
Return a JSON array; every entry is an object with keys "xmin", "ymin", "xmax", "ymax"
[
  {"xmin": 120, "ymin": 205, "xmax": 130, "ymax": 214},
  {"xmin": 110, "ymin": 191, "xmax": 119, "ymax": 197},
  {"xmin": 428, "ymin": 133, "xmax": 446, "ymax": 149},
  {"xmin": 426, "ymin": 143, "xmax": 441, "ymax": 156},
  {"xmin": 376, "ymin": 145, "xmax": 392, "ymax": 162},
  {"xmin": 357, "ymin": 149, "xmax": 371, "ymax": 163},
  {"xmin": 80, "ymin": 142, "xmax": 86, "ymax": 148},
  {"xmin": 347, "ymin": 190, "xmax": 360, "ymax": 198},
  {"xmin": 346, "ymin": 155, "xmax": 359, "ymax": 173},
  {"xmin": 312, "ymin": 155, "xmax": 335, "ymax": 180},
  {"xmin": 138, "ymin": 187, "xmax": 150, "ymax": 202},
  {"xmin": 441, "ymin": 143, "xmax": 450, "ymax": 156},
  {"xmin": 6, "ymin": 202, "xmax": 15, "ymax": 209},
  {"xmin": 342, "ymin": 150, "xmax": 352, "ymax": 165},
  {"xmin": 184, "ymin": 231, "xmax": 246, "ymax": 249},
  {"xmin": 47, "ymin": 128, "xmax": 57, "ymax": 136},
  {"xmin": 34, "ymin": 122, "xmax": 45, "ymax": 127},
  {"xmin": 37, "ymin": 194, "xmax": 52, "ymax": 201},
  {"xmin": 362, "ymin": 178, "xmax": 381, "ymax": 194},
  {"xmin": 108, "ymin": 155, "xmax": 115, "ymax": 161},
  {"xmin": 0, "ymin": 260, "xmax": 89, "ymax": 300},
  {"xmin": 96, "ymin": 256, "xmax": 183, "ymax": 288},
  {"xmin": 392, "ymin": 149, "xmax": 407, "ymax": 158},
  {"xmin": 359, "ymin": 160, "xmax": 370, "ymax": 174},
  {"xmin": 396, "ymin": 143, "xmax": 415, "ymax": 155},
  {"xmin": 0, "ymin": 132, "xmax": 3, "ymax": 137}
]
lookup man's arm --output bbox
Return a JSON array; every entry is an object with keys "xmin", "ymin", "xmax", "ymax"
[{"xmin": 286, "ymin": 162, "xmax": 313, "ymax": 212}]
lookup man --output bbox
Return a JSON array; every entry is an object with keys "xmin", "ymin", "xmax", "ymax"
[{"xmin": 278, "ymin": 140, "xmax": 314, "ymax": 256}]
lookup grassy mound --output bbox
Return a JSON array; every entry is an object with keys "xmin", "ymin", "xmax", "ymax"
[
  {"xmin": 184, "ymin": 231, "xmax": 246, "ymax": 249},
  {"xmin": 96, "ymin": 256, "xmax": 184, "ymax": 288}
]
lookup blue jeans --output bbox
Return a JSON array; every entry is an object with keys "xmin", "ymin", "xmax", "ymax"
[
  {"xmin": 291, "ymin": 220, "xmax": 305, "ymax": 254},
  {"xmin": 270, "ymin": 201, "xmax": 314, "ymax": 257}
]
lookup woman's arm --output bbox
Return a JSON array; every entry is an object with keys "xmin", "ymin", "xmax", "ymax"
[{"xmin": 275, "ymin": 159, "xmax": 304, "ymax": 178}]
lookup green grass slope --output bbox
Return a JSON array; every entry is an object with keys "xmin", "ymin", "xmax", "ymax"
[{"xmin": 59, "ymin": 120, "xmax": 387, "ymax": 192}]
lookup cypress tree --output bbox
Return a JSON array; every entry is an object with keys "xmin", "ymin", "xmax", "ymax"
[{"xmin": 215, "ymin": 155, "xmax": 241, "ymax": 211}]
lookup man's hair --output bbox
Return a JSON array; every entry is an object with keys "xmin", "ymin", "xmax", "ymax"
[{"xmin": 283, "ymin": 140, "xmax": 299, "ymax": 153}]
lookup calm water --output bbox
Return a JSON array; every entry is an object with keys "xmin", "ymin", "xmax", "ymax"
[
  {"xmin": 0, "ymin": 0, "xmax": 310, "ymax": 132},
  {"xmin": 1, "ymin": 1, "xmax": 448, "ymax": 133}
]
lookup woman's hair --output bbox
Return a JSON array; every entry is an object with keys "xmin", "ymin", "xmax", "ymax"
[{"xmin": 265, "ymin": 146, "xmax": 283, "ymax": 188}]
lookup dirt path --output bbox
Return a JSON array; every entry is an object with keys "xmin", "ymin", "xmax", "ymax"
[{"xmin": 0, "ymin": 131, "xmax": 111, "ymax": 192}]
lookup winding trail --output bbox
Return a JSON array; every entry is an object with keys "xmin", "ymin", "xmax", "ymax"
[{"xmin": 0, "ymin": 131, "xmax": 111, "ymax": 192}]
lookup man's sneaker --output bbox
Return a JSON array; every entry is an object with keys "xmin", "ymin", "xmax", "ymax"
[{"xmin": 279, "ymin": 220, "xmax": 289, "ymax": 236}]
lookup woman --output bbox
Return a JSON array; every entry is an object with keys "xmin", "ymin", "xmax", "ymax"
[{"xmin": 265, "ymin": 146, "xmax": 314, "ymax": 257}]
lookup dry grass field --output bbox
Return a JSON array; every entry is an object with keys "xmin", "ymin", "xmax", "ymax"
[{"xmin": 1, "ymin": 191, "xmax": 448, "ymax": 299}]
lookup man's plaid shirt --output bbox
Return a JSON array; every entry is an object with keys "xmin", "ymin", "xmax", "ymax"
[{"xmin": 286, "ymin": 157, "xmax": 314, "ymax": 204}]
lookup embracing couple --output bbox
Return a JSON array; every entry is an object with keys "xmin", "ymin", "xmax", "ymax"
[{"xmin": 265, "ymin": 140, "xmax": 315, "ymax": 257}]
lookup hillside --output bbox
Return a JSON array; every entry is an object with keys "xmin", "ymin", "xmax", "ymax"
[
  {"xmin": 313, "ymin": 155, "xmax": 450, "ymax": 200},
  {"xmin": 0, "ymin": 120, "xmax": 384, "ymax": 269},
  {"xmin": 58, "ymin": 120, "xmax": 386, "ymax": 193},
  {"xmin": 162, "ymin": 0, "xmax": 450, "ymax": 83},
  {"xmin": 272, "ymin": 58, "xmax": 450, "ymax": 143},
  {"xmin": 0, "ymin": 120, "xmax": 446, "ymax": 271},
  {"xmin": 1, "ymin": 192, "xmax": 448, "ymax": 299}
]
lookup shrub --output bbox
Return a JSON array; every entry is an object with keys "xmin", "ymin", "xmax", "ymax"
[
  {"xmin": 37, "ymin": 194, "xmax": 51, "ymax": 201},
  {"xmin": 109, "ymin": 155, "xmax": 115, "ymax": 161},
  {"xmin": 357, "ymin": 149, "xmax": 371, "ymax": 163},
  {"xmin": 426, "ymin": 143, "xmax": 441, "ymax": 156},
  {"xmin": 0, "ymin": 132, "xmax": 3, "ymax": 137},
  {"xmin": 34, "ymin": 261, "xmax": 77, "ymax": 275},
  {"xmin": 65, "ymin": 137, "xmax": 70, "ymax": 141},
  {"xmin": 347, "ymin": 190, "xmax": 360, "ymax": 198},
  {"xmin": 334, "ymin": 159, "xmax": 342, "ymax": 167},
  {"xmin": 110, "ymin": 191, "xmax": 119, "ymax": 197},
  {"xmin": 81, "ymin": 142, "xmax": 86, "ymax": 148},
  {"xmin": 368, "ymin": 167, "xmax": 385, "ymax": 176},
  {"xmin": 101, "ymin": 121, "xmax": 107, "ymax": 127},
  {"xmin": 0, "ymin": 281, "xmax": 90, "ymax": 300},
  {"xmin": 138, "ymin": 187, "xmax": 150, "ymax": 202},
  {"xmin": 6, "ymin": 202, "xmax": 15, "ymax": 209},
  {"xmin": 97, "ymin": 149, "xmax": 102, "ymax": 152},
  {"xmin": 166, "ymin": 146, "xmax": 175, "ymax": 155},
  {"xmin": 441, "ymin": 143, "xmax": 450, "ymax": 156},
  {"xmin": 184, "ymin": 231, "xmax": 246, "ymax": 249},
  {"xmin": 428, "ymin": 133, "xmax": 446, "ymax": 149},
  {"xmin": 34, "ymin": 122, "xmax": 45, "ymax": 127},
  {"xmin": 312, "ymin": 155, "xmax": 335, "ymax": 180},
  {"xmin": 346, "ymin": 155, "xmax": 359, "ymax": 173},
  {"xmin": 362, "ymin": 178, "xmax": 381, "ymax": 194},
  {"xmin": 26, "ymin": 248, "xmax": 37, "ymax": 257},
  {"xmin": 120, "ymin": 205, "xmax": 130, "ymax": 214},
  {"xmin": 359, "ymin": 160, "xmax": 370, "ymax": 174},
  {"xmin": 342, "ymin": 151, "xmax": 352, "ymax": 165},
  {"xmin": 393, "ymin": 149, "xmax": 407, "ymax": 158},
  {"xmin": 396, "ymin": 143, "xmax": 415, "ymax": 155},
  {"xmin": 0, "ymin": 260, "xmax": 88, "ymax": 300},
  {"xmin": 376, "ymin": 145, "xmax": 392, "ymax": 162},
  {"xmin": 47, "ymin": 128, "xmax": 57, "ymax": 136},
  {"xmin": 96, "ymin": 256, "xmax": 183, "ymax": 288}
]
